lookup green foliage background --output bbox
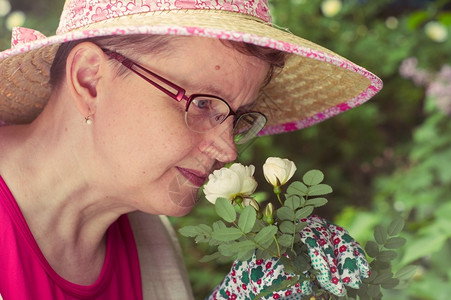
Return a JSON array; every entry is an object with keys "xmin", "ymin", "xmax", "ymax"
[{"xmin": 2, "ymin": 0, "xmax": 450, "ymax": 299}]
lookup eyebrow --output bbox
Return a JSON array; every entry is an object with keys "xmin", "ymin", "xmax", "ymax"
[{"xmin": 192, "ymin": 83, "xmax": 259, "ymax": 112}]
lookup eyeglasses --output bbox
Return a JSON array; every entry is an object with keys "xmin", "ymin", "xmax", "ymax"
[{"xmin": 102, "ymin": 49, "xmax": 267, "ymax": 145}]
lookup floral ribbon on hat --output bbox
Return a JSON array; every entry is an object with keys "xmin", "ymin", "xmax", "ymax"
[{"xmin": 11, "ymin": 27, "xmax": 47, "ymax": 48}]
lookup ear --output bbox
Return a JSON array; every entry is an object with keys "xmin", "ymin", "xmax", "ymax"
[{"xmin": 65, "ymin": 42, "xmax": 106, "ymax": 118}]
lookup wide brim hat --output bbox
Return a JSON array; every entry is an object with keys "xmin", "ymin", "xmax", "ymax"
[{"xmin": 0, "ymin": 0, "xmax": 382, "ymax": 135}]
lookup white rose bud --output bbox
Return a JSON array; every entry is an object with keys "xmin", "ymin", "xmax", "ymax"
[
  {"xmin": 203, "ymin": 163, "xmax": 257, "ymax": 204},
  {"xmin": 263, "ymin": 157, "xmax": 297, "ymax": 187}
]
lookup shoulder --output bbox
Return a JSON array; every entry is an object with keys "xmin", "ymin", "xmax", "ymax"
[{"xmin": 128, "ymin": 212, "xmax": 195, "ymax": 300}]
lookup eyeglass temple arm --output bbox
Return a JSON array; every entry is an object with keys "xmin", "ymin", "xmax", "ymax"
[{"xmin": 101, "ymin": 49, "xmax": 187, "ymax": 102}]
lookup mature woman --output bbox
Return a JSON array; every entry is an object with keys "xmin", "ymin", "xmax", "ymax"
[{"xmin": 0, "ymin": 0, "xmax": 382, "ymax": 299}]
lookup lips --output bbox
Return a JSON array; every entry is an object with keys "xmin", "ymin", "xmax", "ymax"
[{"xmin": 176, "ymin": 167, "xmax": 208, "ymax": 187}]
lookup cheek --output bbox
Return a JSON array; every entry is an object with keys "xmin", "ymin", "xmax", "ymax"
[{"xmin": 94, "ymin": 93, "xmax": 196, "ymax": 174}]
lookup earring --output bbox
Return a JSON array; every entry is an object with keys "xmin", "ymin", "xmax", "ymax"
[{"xmin": 85, "ymin": 115, "xmax": 93, "ymax": 125}]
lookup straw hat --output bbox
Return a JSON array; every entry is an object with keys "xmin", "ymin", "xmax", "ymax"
[{"xmin": 0, "ymin": 0, "xmax": 382, "ymax": 135}]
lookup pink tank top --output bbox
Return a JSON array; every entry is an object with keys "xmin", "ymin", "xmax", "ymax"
[{"xmin": 0, "ymin": 176, "xmax": 143, "ymax": 300}]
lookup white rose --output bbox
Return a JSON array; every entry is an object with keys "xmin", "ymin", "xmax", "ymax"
[
  {"xmin": 263, "ymin": 157, "xmax": 297, "ymax": 187},
  {"xmin": 229, "ymin": 163, "xmax": 257, "ymax": 196},
  {"xmin": 204, "ymin": 163, "xmax": 257, "ymax": 204}
]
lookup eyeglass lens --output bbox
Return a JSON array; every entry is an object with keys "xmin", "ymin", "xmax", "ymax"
[{"xmin": 185, "ymin": 96, "xmax": 266, "ymax": 144}]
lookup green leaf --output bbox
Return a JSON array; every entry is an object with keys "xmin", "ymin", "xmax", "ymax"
[
  {"xmin": 395, "ymin": 265, "xmax": 417, "ymax": 280},
  {"xmin": 279, "ymin": 256, "xmax": 296, "ymax": 274},
  {"xmin": 252, "ymin": 220, "xmax": 266, "ymax": 232},
  {"xmin": 387, "ymin": 218, "xmax": 405, "ymax": 236},
  {"xmin": 307, "ymin": 184, "xmax": 333, "ymax": 196},
  {"xmin": 305, "ymin": 197, "xmax": 328, "ymax": 208},
  {"xmin": 215, "ymin": 198, "xmax": 236, "ymax": 223},
  {"xmin": 293, "ymin": 254, "xmax": 312, "ymax": 273},
  {"xmin": 237, "ymin": 249, "xmax": 255, "ymax": 261},
  {"xmin": 285, "ymin": 195, "xmax": 301, "ymax": 210},
  {"xmin": 381, "ymin": 278, "xmax": 400, "ymax": 289},
  {"xmin": 385, "ymin": 237, "xmax": 407, "ymax": 249},
  {"xmin": 302, "ymin": 169, "xmax": 324, "ymax": 185},
  {"xmin": 376, "ymin": 250, "xmax": 398, "ymax": 262},
  {"xmin": 211, "ymin": 227, "xmax": 242, "ymax": 241},
  {"xmin": 233, "ymin": 240, "xmax": 257, "ymax": 253},
  {"xmin": 277, "ymin": 234, "xmax": 293, "ymax": 248},
  {"xmin": 367, "ymin": 284, "xmax": 382, "ymax": 298},
  {"xmin": 295, "ymin": 206, "xmax": 314, "ymax": 219},
  {"xmin": 212, "ymin": 220, "xmax": 227, "ymax": 231},
  {"xmin": 277, "ymin": 206, "xmax": 295, "ymax": 221},
  {"xmin": 295, "ymin": 222, "xmax": 307, "ymax": 232},
  {"xmin": 199, "ymin": 252, "xmax": 224, "ymax": 263},
  {"xmin": 373, "ymin": 271, "xmax": 394, "ymax": 284},
  {"xmin": 254, "ymin": 225, "xmax": 278, "ymax": 248},
  {"xmin": 365, "ymin": 241, "xmax": 379, "ymax": 258},
  {"xmin": 255, "ymin": 276, "xmax": 300, "ymax": 299},
  {"xmin": 238, "ymin": 206, "xmax": 257, "ymax": 234},
  {"xmin": 374, "ymin": 225, "xmax": 387, "ymax": 245},
  {"xmin": 370, "ymin": 260, "xmax": 390, "ymax": 271},
  {"xmin": 279, "ymin": 220, "xmax": 295, "ymax": 234},
  {"xmin": 178, "ymin": 224, "xmax": 212, "ymax": 237},
  {"xmin": 287, "ymin": 181, "xmax": 309, "ymax": 196},
  {"xmin": 218, "ymin": 243, "xmax": 236, "ymax": 256}
]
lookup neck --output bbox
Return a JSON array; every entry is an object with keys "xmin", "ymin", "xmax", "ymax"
[{"xmin": 0, "ymin": 122, "xmax": 133, "ymax": 285}]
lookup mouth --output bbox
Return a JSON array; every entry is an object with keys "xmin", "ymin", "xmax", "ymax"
[{"xmin": 176, "ymin": 167, "xmax": 208, "ymax": 187}]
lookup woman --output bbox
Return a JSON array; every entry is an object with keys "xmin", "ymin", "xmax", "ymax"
[{"xmin": 0, "ymin": 0, "xmax": 382, "ymax": 299}]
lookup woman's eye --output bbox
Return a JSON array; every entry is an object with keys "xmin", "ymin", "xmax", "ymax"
[{"xmin": 193, "ymin": 99, "xmax": 211, "ymax": 109}]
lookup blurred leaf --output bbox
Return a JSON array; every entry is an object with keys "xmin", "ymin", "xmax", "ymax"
[
  {"xmin": 401, "ymin": 233, "xmax": 448, "ymax": 265},
  {"xmin": 395, "ymin": 265, "xmax": 417, "ymax": 281},
  {"xmin": 365, "ymin": 241, "xmax": 379, "ymax": 258},
  {"xmin": 381, "ymin": 278, "xmax": 400, "ymax": 289},
  {"xmin": 367, "ymin": 284, "xmax": 382, "ymax": 298},
  {"xmin": 387, "ymin": 218, "xmax": 405, "ymax": 236},
  {"xmin": 407, "ymin": 10, "xmax": 429, "ymax": 29},
  {"xmin": 374, "ymin": 225, "xmax": 388, "ymax": 245},
  {"xmin": 438, "ymin": 12, "xmax": 451, "ymax": 26},
  {"xmin": 385, "ymin": 237, "xmax": 407, "ymax": 249},
  {"xmin": 377, "ymin": 250, "xmax": 398, "ymax": 262}
]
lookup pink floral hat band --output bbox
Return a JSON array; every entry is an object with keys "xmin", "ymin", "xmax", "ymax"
[{"xmin": 0, "ymin": 0, "xmax": 383, "ymax": 135}]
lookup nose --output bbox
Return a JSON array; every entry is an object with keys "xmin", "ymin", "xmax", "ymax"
[{"xmin": 199, "ymin": 119, "xmax": 237, "ymax": 163}]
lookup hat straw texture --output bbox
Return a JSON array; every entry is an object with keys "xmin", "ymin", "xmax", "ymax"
[{"xmin": 0, "ymin": 0, "xmax": 382, "ymax": 135}]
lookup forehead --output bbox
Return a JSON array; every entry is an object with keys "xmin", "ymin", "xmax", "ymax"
[{"xmin": 162, "ymin": 37, "xmax": 270, "ymax": 105}]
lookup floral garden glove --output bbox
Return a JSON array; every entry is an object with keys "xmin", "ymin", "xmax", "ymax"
[{"xmin": 207, "ymin": 215, "xmax": 370, "ymax": 300}]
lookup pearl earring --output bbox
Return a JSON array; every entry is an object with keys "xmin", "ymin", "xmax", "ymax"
[{"xmin": 85, "ymin": 115, "xmax": 93, "ymax": 125}]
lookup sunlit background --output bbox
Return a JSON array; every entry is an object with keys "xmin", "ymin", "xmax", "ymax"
[{"xmin": 1, "ymin": 0, "xmax": 450, "ymax": 299}]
